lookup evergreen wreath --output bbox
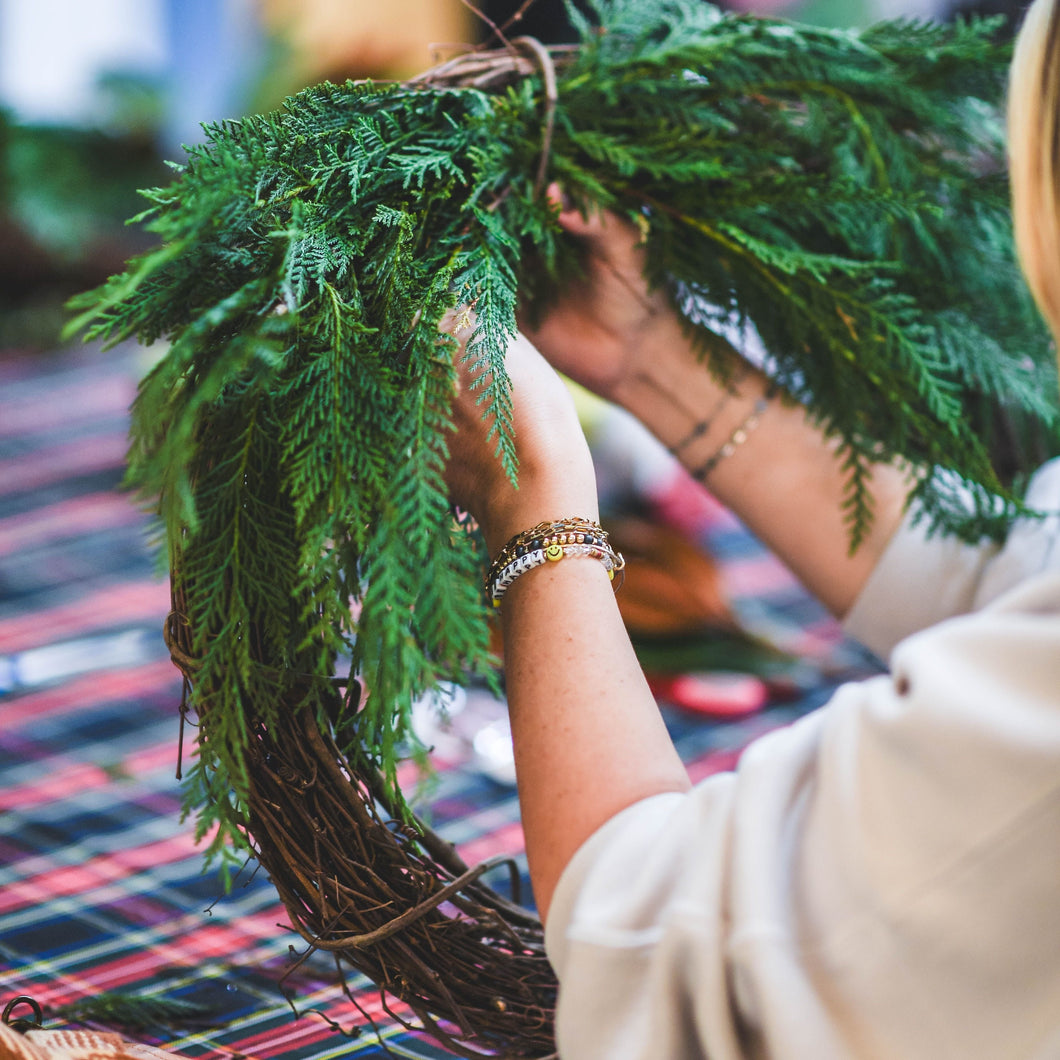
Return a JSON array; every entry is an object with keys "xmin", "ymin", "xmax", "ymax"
[{"xmin": 69, "ymin": 1, "xmax": 1058, "ymax": 1055}]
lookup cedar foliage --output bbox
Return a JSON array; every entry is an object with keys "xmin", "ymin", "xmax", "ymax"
[
  {"xmin": 69, "ymin": 0, "xmax": 1057, "ymax": 870},
  {"xmin": 52, "ymin": 992, "xmax": 216, "ymax": 1032}
]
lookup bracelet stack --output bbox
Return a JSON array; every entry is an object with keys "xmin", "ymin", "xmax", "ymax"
[{"xmin": 486, "ymin": 517, "xmax": 625, "ymax": 608}]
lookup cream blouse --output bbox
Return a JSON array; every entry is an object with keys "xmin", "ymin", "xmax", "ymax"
[{"xmin": 546, "ymin": 461, "xmax": 1060, "ymax": 1059}]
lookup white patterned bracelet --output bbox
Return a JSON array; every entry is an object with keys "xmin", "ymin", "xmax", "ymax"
[{"xmin": 487, "ymin": 524, "xmax": 625, "ymax": 609}]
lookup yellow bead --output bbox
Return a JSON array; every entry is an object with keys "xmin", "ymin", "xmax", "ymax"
[{"xmin": 545, "ymin": 543, "xmax": 564, "ymax": 562}]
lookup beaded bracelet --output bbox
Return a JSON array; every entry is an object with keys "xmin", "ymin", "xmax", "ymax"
[
  {"xmin": 487, "ymin": 517, "xmax": 607, "ymax": 581},
  {"xmin": 486, "ymin": 518, "xmax": 625, "ymax": 608}
]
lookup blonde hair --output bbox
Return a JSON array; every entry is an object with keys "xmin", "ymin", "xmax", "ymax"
[{"xmin": 1009, "ymin": 0, "xmax": 1060, "ymax": 348}]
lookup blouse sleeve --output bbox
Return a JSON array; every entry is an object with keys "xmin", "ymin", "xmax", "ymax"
[
  {"xmin": 843, "ymin": 459, "xmax": 1060, "ymax": 660},
  {"xmin": 545, "ymin": 570, "xmax": 1060, "ymax": 1060}
]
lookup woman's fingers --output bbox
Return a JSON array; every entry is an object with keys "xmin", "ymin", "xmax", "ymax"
[
  {"xmin": 519, "ymin": 187, "xmax": 664, "ymax": 398},
  {"xmin": 545, "ymin": 182, "xmax": 648, "ymax": 273}
]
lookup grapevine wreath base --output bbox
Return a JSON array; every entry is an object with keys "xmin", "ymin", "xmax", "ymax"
[{"xmin": 166, "ymin": 572, "xmax": 559, "ymax": 1059}]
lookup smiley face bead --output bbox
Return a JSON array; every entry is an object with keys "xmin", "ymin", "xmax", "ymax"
[{"xmin": 545, "ymin": 543, "xmax": 564, "ymax": 562}]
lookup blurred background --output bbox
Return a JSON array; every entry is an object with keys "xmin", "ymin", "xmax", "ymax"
[{"xmin": 0, "ymin": 0, "xmax": 1029, "ymax": 353}]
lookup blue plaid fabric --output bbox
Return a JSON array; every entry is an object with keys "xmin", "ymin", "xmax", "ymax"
[{"xmin": 0, "ymin": 341, "xmax": 878, "ymax": 1057}]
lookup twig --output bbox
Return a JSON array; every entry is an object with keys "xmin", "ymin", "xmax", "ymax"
[
  {"xmin": 457, "ymin": 0, "xmax": 516, "ymax": 51},
  {"xmin": 513, "ymin": 36, "xmax": 559, "ymax": 196},
  {"xmin": 499, "ymin": 0, "xmax": 542, "ymax": 35}
]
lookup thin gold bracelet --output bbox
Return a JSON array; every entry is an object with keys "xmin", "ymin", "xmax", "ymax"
[
  {"xmin": 667, "ymin": 361, "xmax": 751, "ymax": 457},
  {"xmin": 691, "ymin": 396, "xmax": 768, "ymax": 483}
]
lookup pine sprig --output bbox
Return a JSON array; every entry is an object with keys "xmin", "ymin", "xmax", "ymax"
[
  {"xmin": 52, "ymin": 991, "xmax": 218, "ymax": 1032},
  {"xmin": 68, "ymin": 1, "xmax": 1058, "ymax": 865}
]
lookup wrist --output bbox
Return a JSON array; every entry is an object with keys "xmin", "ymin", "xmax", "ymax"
[
  {"xmin": 486, "ymin": 514, "xmax": 623, "ymax": 609},
  {"xmin": 610, "ymin": 329, "xmax": 756, "ymax": 454},
  {"xmin": 479, "ymin": 447, "xmax": 600, "ymax": 558}
]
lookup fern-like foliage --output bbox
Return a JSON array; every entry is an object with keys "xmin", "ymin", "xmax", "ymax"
[
  {"xmin": 52, "ymin": 991, "xmax": 217, "ymax": 1032},
  {"xmin": 68, "ymin": 0, "xmax": 1058, "ymax": 867}
]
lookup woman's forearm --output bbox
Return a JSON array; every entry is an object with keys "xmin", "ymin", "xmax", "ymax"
[
  {"xmin": 449, "ymin": 331, "xmax": 693, "ymax": 923},
  {"xmin": 500, "ymin": 553, "xmax": 691, "ymax": 924},
  {"xmin": 521, "ymin": 202, "xmax": 913, "ymax": 615},
  {"xmin": 610, "ymin": 326, "xmax": 913, "ymax": 618},
  {"xmin": 480, "ymin": 462, "xmax": 691, "ymax": 925}
]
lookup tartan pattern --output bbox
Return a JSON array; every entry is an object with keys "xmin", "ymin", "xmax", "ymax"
[{"xmin": 0, "ymin": 341, "xmax": 877, "ymax": 1058}]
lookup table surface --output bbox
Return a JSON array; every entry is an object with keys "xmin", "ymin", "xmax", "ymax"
[{"xmin": 0, "ymin": 340, "xmax": 876, "ymax": 1058}]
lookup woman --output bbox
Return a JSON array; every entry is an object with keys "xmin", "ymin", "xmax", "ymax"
[{"xmin": 445, "ymin": 1, "xmax": 1060, "ymax": 1055}]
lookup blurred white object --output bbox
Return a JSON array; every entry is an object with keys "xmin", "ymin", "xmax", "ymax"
[
  {"xmin": 0, "ymin": 0, "xmax": 261, "ymax": 151},
  {"xmin": 0, "ymin": 0, "xmax": 165, "ymax": 125},
  {"xmin": 411, "ymin": 681, "xmax": 518, "ymax": 787},
  {"xmin": 471, "ymin": 715, "xmax": 516, "ymax": 787},
  {"xmin": 410, "ymin": 681, "xmax": 469, "ymax": 761},
  {"xmin": 0, "ymin": 629, "xmax": 155, "ymax": 695}
]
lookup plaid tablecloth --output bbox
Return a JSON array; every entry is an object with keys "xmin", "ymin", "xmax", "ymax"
[{"xmin": 0, "ymin": 340, "xmax": 878, "ymax": 1058}]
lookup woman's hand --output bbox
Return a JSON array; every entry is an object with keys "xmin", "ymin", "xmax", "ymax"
[
  {"xmin": 443, "ymin": 314, "xmax": 600, "ymax": 557},
  {"xmin": 519, "ymin": 189, "xmax": 691, "ymax": 404}
]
